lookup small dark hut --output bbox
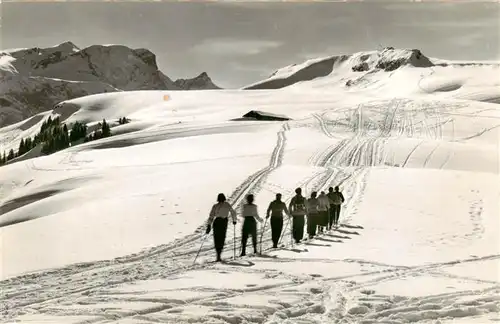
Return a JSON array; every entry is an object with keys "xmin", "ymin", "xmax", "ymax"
[{"xmin": 236, "ymin": 110, "xmax": 291, "ymax": 121}]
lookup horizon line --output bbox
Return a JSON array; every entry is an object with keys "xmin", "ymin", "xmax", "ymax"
[{"xmin": 2, "ymin": 0, "xmax": 499, "ymax": 3}]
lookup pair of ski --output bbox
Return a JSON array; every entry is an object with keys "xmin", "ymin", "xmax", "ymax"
[
  {"xmin": 202, "ymin": 244, "xmax": 288, "ymax": 265},
  {"xmin": 193, "ymin": 217, "xmax": 273, "ymax": 265},
  {"xmin": 294, "ymin": 223, "xmax": 341, "ymax": 244}
]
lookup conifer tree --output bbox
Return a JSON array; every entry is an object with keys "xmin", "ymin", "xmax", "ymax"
[
  {"xmin": 70, "ymin": 121, "xmax": 87, "ymax": 142},
  {"xmin": 102, "ymin": 119, "xmax": 111, "ymax": 138},
  {"xmin": 25, "ymin": 137, "xmax": 32, "ymax": 151},
  {"xmin": 42, "ymin": 138, "xmax": 54, "ymax": 155},
  {"xmin": 19, "ymin": 139, "xmax": 25, "ymax": 156}
]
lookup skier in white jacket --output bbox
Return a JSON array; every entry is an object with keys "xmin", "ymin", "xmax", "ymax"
[
  {"xmin": 240, "ymin": 194, "xmax": 263, "ymax": 256},
  {"xmin": 317, "ymin": 191, "xmax": 330, "ymax": 233},
  {"xmin": 206, "ymin": 193, "xmax": 237, "ymax": 262}
]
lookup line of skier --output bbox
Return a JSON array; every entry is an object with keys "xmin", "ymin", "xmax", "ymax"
[{"xmin": 205, "ymin": 186, "xmax": 345, "ymax": 262}]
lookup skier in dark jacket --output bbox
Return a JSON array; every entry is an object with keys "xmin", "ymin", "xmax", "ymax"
[
  {"xmin": 266, "ymin": 193, "xmax": 291, "ymax": 248},
  {"xmin": 288, "ymin": 188, "xmax": 307, "ymax": 244},
  {"xmin": 328, "ymin": 186, "xmax": 345, "ymax": 228},
  {"xmin": 306, "ymin": 191, "xmax": 320, "ymax": 238},
  {"xmin": 240, "ymin": 194, "xmax": 263, "ymax": 256},
  {"xmin": 206, "ymin": 193, "xmax": 237, "ymax": 262},
  {"xmin": 326, "ymin": 187, "xmax": 336, "ymax": 230}
]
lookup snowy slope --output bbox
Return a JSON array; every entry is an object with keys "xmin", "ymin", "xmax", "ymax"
[
  {"xmin": 0, "ymin": 48, "xmax": 499, "ymax": 324},
  {"xmin": 244, "ymin": 47, "xmax": 500, "ymax": 99},
  {"xmin": 0, "ymin": 42, "xmax": 220, "ymax": 127},
  {"xmin": 244, "ymin": 48, "xmax": 434, "ymax": 89}
]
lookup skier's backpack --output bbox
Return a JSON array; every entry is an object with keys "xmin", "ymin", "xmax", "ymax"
[
  {"xmin": 330, "ymin": 192, "xmax": 342, "ymax": 205},
  {"xmin": 292, "ymin": 195, "xmax": 306, "ymax": 212}
]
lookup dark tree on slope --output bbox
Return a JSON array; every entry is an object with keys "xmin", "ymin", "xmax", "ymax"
[
  {"xmin": 83, "ymin": 119, "xmax": 111, "ymax": 142},
  {"xmin": 18, "ymin": 139, "xmax": 25, "ymax": 156},
  {"xmin": 7, "ymin": 149, "xmax": 15, "ymax": 160},
  {"xmin": 16, "ymin": 136, "xmax": 34, "ymax": 157},
  {"xmin": 101, "ymin": 119, "xmax": 111, "ymax": 138},
  {"xmin": 70, "ymin": 121, "xmax": 87, "ymax": 142},
  {"xmin": 40, "ymin": 116, "xmax": 60, "ymax": 133},
  {"xmin": 41, "ymin": 123, "xmax": 70, "ymax": 154},
  {"xmin": 41, "ymin": 139, "xmax": 53, "ymax": 155},
  {"xmin": 25, "ymin": 137, "xmax": 33, "ymax": 151},
  {"xmin": 94, "ymin": 130, "xmax": 102, "ymax": 140}
]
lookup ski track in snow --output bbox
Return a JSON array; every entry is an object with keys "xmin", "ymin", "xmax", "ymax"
[
  {"xmin": 0, "ymin": 122, "xmax": 295, "ymax": 311},
  {"xmin": 2, "ymin": 96, "xmax": 499, "ymax": 324}
]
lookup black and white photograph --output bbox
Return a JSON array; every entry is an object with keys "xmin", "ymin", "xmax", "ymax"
[{"xmin": 1, "ymin": 1, "xmax": 499, "ymax": 323}]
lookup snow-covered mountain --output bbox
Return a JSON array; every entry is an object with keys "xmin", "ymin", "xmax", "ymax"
[
  {"xmin": 0, "ymin": 47, "xmax": 499, "ymax": 324},
  {"xmin": 244, "ymin": 47, "xmax": 500, "ymax": 92},
  {"xmin": 0, "ymin": 42, "xmax": 220, "ymax": 127}
]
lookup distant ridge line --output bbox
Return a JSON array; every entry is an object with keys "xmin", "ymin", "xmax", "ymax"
[{"xmin": 5, "ymin": 0, "xmax": 498, "ymax": 3}]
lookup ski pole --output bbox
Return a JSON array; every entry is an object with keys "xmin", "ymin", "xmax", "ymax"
[
  {"xmin": 278, "ymin": 216, "xmax": 289, "ymax": 246},
  {"xmin": 290, "ymin": 217, "xmax": 294, "ymax": 247},
  {"xmin": 233, "ymin": 223, "xmax": 236, "ymax": 260},
  {"xmin": 193, "ymin": 233, "xmax": 209, "ymax": 265},
  {"xmin": 260, "ymin": 218, "xmax": 268, "ymax": 254}
]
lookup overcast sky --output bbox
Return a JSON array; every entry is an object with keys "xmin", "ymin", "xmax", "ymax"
[{"xmin": 2, "ymin": 1, "xmax": 499, "ymax": 88}]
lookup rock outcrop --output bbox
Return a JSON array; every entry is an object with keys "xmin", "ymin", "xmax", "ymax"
[{"xmin": 0, "ymin": 42, "xmax": 220, "ymax": 127}]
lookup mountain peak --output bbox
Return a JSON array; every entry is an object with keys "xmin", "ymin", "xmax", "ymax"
[
  {"xmin": 132, "ymin": 48, "xmax": 159, "ymax": 70},
  {"xmin": 244, "ymin": 47, "xmax": 434, "ymax": 90},
  {"xmin": 354, "ymin": 47, "xmax": 433, "ymax": 72},
  {"xmin": 0, "ymin": 42, "xmax": 222, "ymax": 127},
  {"xmin": 174, "ymin": 72, "xmax": 220, "ymax": 90},
  {"xmin": 53, "ymin": 41, "xmax": 80, "ymax": 52}
]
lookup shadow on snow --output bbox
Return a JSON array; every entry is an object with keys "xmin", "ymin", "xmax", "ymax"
[
  {"xmin": 315, "ymin": 237, "xmax": 344, "ymax": 243},
  {"xmin": 341, "ymin": 224, "xmax": 364, "ymax": 229}
]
